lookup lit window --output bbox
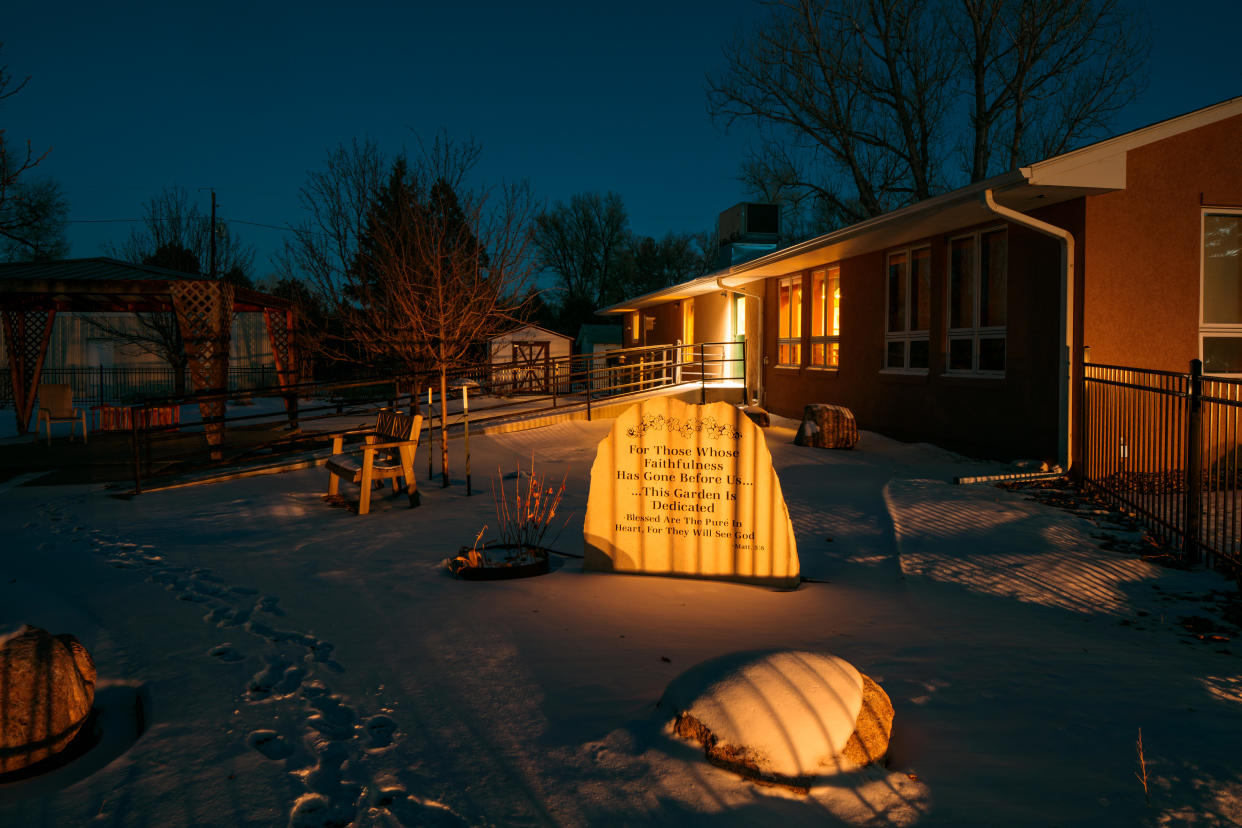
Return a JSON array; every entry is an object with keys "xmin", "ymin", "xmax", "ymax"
[
  {"xmin": 947, "ymin": 229, "xmax": 1006, "ymax": 374},
  {"xmin": 809, "ymin": 266, "xmax": 840, "ymax": 367},
  {"xmin": 777, "ymin": 276, "xmax": 802, "ymax": 366},
  {"xmin": 884, "ymin": 248, "xmax": 930, "ymax": 371},
  {"xmin": 1202, "ymin": 211, "xmax": 1242, "ymax": 373}
]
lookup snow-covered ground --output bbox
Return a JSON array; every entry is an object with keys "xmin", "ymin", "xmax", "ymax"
[{"xmin": 2, "ymin": 414, "xmax": 1241, "ymax": 827}]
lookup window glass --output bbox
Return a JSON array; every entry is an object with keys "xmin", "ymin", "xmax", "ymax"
[
  {"xmin": 950, "ymin": 237, "xmax": 974, "ymax": 329},
  {"xmin": 790, "ymin": 280, "xmax": 802, "ymax": 337},
  {"xmin": 949, "ymin": 338, "xmax": 973, "ymax": 371},
  {"xmin": 912, "ymin": 247, "xmax": 931, "ymax": 331},
  {"xmin": 888, "ymin": 253, "xmax": 907, "ymax": 333},
  {"xmin": 829, "ymin": 269, "xmax": 841, "ymax": 336},
  {"xmin": 809, "ymin": 267, "xmax": 840, "ymax": 368},
  {"xmin": 885, "ymin": 248, "xmax": 929, "ymax": 371},
  {"xmin": 981, "ymin": 230, "xmax": 1007, "ymax": 327},
  {"xmin": 886, "ymin": 341, "xmax": 905, "ymax": 369},
  {"xmin": 1204, "ymin": 214, "xmax": 1242, "ymax": 325},
  {"xmin": 778, "ymin": 281, "xmax": 790, "ymax": 339},
  {"xmin": 909, "ymin": 339, "xmax": 929, "ymax": 369},
  {"xmin": 946, "ymin": 230, "xmax": 1006, "ymax": 374},
  {"xmin": 778, "ymin": 276, "xmax": 802, "ymax": 366},
  {"xmin": 1204, "ymin": 337, "xmax": 1242, "ymax": 373},
  {"xmin": 979, "ymin": 337, "xmax": 1006, "ymax": 372},
  {"xmin": 811, "ymin": 270, "xmax": 826, "ymax": 336}
]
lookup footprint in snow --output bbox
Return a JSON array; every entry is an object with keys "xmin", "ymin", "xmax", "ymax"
[
  {"xmin": 374, "ymin": 787, "xmax": 467, "ymax": 827},
  {"xmin": 288, "ymin": 793, "xmax": 355, "ymax": 828},
  {"xmin": 364, "ymin": 714, "xmax": 397, "ymax": 750},
  {"xmin": 256, "ymin": 594, "xmax": 285, "ymax": 615},
  {"xmin": 304, "ymin": 686, "xmax": 357, "ymax": 741},
  {"xmin": 248, "ymin": 655, "xmax": 294, "ymax": 698},
  {"xmin": 208, "ymin": 644, "xmax": 245, "ymax": 662},
  {"xmin": 247, "ymin": 729, "xmax": 294, "ymax": 760}
]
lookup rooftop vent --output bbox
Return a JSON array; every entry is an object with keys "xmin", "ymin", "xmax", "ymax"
[{"xmin": 717, "ymin": 202, "xmax": 780, "ymax": 244}]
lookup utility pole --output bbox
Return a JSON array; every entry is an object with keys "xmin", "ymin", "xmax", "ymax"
[{"xmin": 209, "ymin": 189, "xmax": 217, "ymax": 279}]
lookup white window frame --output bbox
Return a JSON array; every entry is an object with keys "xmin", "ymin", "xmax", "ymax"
[
  {"xmin": 1200, "ymin": 208, "xmax": 1242, "ymax": 375},
  {"xmin": 808, "ymin": 266, "xmax": 841, "ymax": 369},
  {"xmin": 945, "ymin": 226, "xmax": 1007, "ymax": 377},
  {"xmin": 777, "ymin": 275, "xmax": 802, "ymax": 367},
  {"xmin": 883, "ymin": 246, "xmax": 931, "ymax": 374}
]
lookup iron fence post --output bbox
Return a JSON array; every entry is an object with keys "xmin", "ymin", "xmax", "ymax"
[
  {"xmin": 1076, "ymin": 346, "xmax": 1089, "ymax": 485},
  {"xmin": 1186, "ymin": 358, "xmax": 1203, "ymax": 565}
]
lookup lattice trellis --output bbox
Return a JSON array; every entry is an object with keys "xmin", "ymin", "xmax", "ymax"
[
  {"xmin": 263, "ymin": 307, "xmax": 299, "ymax": 418},
  {"xmin": 171, "ymin": 281, "xmax": 234, "ymax": 446},
  {"xmin": 2, "ymin": 309, "xmax": 57, "ymax": 435}
]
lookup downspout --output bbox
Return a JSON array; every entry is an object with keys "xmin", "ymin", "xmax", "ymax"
[
  {"xmin": 980, "ymin": 188, "xmax": 1076, "ymax": 475},
  {"xmin": 718, "ymin": 277, "xmax": 764, "ymax": 406}
]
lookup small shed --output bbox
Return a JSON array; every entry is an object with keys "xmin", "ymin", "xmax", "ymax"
[{"xmin": 488, "ymin": 324, "xmax": 572, "ymax": 394}]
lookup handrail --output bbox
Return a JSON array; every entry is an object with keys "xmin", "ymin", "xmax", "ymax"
[{"xmin": 116, "ymin": 338, "xmax": 746, "ymax": 493}]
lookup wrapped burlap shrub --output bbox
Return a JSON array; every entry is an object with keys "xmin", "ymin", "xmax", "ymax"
[{"xmin": 0, "ymin": 625, "xmax": 96, "ymax": 772}]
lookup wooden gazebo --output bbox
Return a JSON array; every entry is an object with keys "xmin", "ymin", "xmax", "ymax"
[{"xmin": 0, "ymin": 258, "xmax": 299, "ymax": 444}]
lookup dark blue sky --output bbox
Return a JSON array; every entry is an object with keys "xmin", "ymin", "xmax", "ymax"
[{"xmin": 4, "ymin": 0, "xmax": 1240, "ymax": 280}]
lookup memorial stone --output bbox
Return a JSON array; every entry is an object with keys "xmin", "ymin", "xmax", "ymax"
[{"xmin": 583, "ymin": 397, "xmax": 799, "ymax": 587}]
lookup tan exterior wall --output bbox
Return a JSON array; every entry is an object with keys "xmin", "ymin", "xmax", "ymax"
[
  {"xmin": 1082, "ymin": 113, "xmax": 1242, "ymax": 373},
  {"xmin": 692, "ymin": 291, "xmax": 733, "ymax": 343}
]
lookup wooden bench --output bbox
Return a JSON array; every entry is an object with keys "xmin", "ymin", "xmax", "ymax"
[{"xmin": 325, "ymin": 410, "xmax": 423, "ymax": 515}]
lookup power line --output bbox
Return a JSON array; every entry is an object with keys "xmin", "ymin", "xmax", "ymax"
[{"xmin": 65, "ymin": 216, "xmax": 316, "ymax": 236}]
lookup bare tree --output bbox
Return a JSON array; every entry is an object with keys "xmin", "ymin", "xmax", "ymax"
[
  {"xmin": 107, "ymin": 185, "xmax": 256, "ymax": 282},
  {"xmin": 277, "ymin": 140, "xmax": 384, "ymax": 296},
  {"xmin": 619, "ymin": 232, "xmax": 711, "ymax": 296},
  {"xmin": 275, "ymin": 138, "xmax": 386, "ymax": 365},
  {"xmin": 532, "ymin": 192, "xmax": 630, "ymax": 311},
  {"xmin": 0, "ymin": 45, "xmax": 59, "ymax": 256},
  {"xmin": 955, "ymin": 0, "xmax": 1146, "ymax": 180},
  {"xmin": 0, "ymin": 175, "xmax": 69, "ymax": 261},
  {"xmin": 315, "ymin": 136, "xmax": 536, "ymax": 486},
  {"xmin": 708, "ymin": 0, "xmax": 1147, "ymax": 231}
]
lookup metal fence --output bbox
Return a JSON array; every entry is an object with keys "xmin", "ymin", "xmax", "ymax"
[
  {"xmin": 0, "ymin": 365, "xmax": 286, "ymax": 408},
  {"xmin": 1082, "ymin": 359, "xmax": 1241, "ymax": 573}
]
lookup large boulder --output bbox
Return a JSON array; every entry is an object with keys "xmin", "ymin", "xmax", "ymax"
[
  {"xmin": 794, "ymin": 403, "xmax": 858, "ymax": 450},
  {"xmin": 661, "ymin": 650, "xmax": 893, "ymax": 789},
  {"xmin": 0, "ymin": 625, "xmax": 96, "ymax": 772}
]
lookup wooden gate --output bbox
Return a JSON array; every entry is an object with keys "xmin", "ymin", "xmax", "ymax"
[{"xmin": 512, "ymin": 341, "xmax": 550, "ymax": 393}]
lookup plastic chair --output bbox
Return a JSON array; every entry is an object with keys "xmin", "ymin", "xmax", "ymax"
[{"xmin": 36, "ymin": 384, "xmax": 88, "ymax": 446}]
